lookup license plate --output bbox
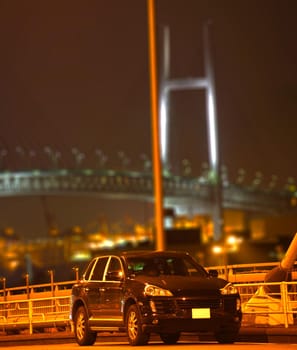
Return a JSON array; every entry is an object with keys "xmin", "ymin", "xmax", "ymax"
[{"xmin": 192, "ymin": 308, "xmax": 210, "ymax": 319}]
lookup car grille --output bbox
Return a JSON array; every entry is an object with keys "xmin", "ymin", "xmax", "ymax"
[
  {"xmin": 153, "ymin": 299, "xmax": 175, "ymax": 314},
  {"xmin": 176, "ymin": 298, "xmax": 221, "ymax": 309},
  {"xmin": 153, "ymin": 297, "xmax": 222, "ymax": 314},
  {"xmin": 223, "ymin": 298, "xmax": 237, "ymax": 312}
]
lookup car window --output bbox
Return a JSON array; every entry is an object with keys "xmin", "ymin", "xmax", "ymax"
[
  {"xmin": 89, "ymin": 257, "xmax": 109, "ymax": 281},
  {"xmin": 166, "ymin": 258, "xmax": 188, "ymax": 276},
  {"xmin": 105, "ymin": 257, "xmax": 123, "ymax": 281},
  {"xmin": 127, "ymin": 258, "xmax": 169, "ymax": 276},
  {"xmin": 183, "ymin": 257, "xmax": 208, "ymax": 277},
  {"xmin": 83, "ymin": 259, "xmax": 97, "ymax": 280},
  {"xmin": 127, "ymin": 256, "xmax": 207, "ymax": 277}
]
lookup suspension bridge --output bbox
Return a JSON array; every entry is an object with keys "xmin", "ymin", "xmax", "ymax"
[{"xmin": 0, "ymin": 149, "xmax": 296, "ymax": 218}]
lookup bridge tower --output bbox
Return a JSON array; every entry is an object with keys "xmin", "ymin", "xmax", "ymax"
[{"xmin": 159, "ymin": 22, "xmax": 223, "ymax": 241}]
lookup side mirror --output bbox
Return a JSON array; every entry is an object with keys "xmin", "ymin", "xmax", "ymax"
[
  {"xmin": 106, "ymin": 271, "xmax": 124, "ymax": 281},
  {"xmin": 208, "ymin": 269, "xmax": 218, "ymax": 278}
]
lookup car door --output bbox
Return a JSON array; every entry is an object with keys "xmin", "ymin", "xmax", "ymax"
[
  {"xmin": 98, "ymin": 256, "xmax": 125, "ymax": 324},
  {"xmin": 85, "ymin": 256, "xmax": 109, "ymax": 319}
]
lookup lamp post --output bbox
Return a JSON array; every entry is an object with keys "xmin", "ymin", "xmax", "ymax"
[
  {"xmin": 28, "ymin": 149, "xmax": 36, "ymax": 168},
  {"xmin": 25, "ymin": 273, "xmax": 30, "ymax": 299},
  {"xmin": 0, "ymin": 277, "xmax": 6, "ymax": 302},
  {"xmin": 140, "ymin": 153, "xmax": 152, "ymax": 172},
  {"xmin": 95, "ymin": 149, "xmax": 107, "ymax": 169},
  {"xmin": 0, "ymin": 149, "xmax": 7, "ymax": 169},
  {"xmin": 15, "ymin": 146, "xmax": 25, "ymax": 169},
  {"xmin": 44, "ymin": 146, "xmax": 61, "ymax": 168},
  {"xmin": 212, "ymin": 235, "xmax": 243, "ymax": 279},
  {"xmin": 48, "ymin": 270, "xmax": 54, "ymax": 297},
  {"xmin": 71, "ymin": 147, "xmax": 85, "ymax": 168},
  {"xmin": 147, "ymin": 0, "xmax": 165, "ymax": 250},
  {"xmin": 182, "ymin": 159, "xmax": 192, "ymax": 176},
  {"xmin": 118, "ymin": 151, "xmax": 130, "ymax": 170},
  {"xmin": 72, "ymin": 267, "xmax": 79, "ymax": 282}
]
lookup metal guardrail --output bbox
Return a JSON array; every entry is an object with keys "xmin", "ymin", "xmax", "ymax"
[
  {"xmin": 236, "ymin": 281, "xmax": 297, "ymax": 328},
  {"xmin": 0, "ymin": 279, "xmax": 296, "ymax": 335},
  {"xmin": 0, "ymin": 295, "xmax": 71, "ymax": 334},
  {"xmin": 207, "ymin": 261, "xmax": 297, "ymax": 283},
  {"xmin": 0, "ymin": 280, "xmax": 75, "ymax": 334}
]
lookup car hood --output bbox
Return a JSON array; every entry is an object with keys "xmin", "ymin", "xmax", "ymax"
[{"xmin": 134, "ymin": 275, "xmax": 229, "ymax": 296}]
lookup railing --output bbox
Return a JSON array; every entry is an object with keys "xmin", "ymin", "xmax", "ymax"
[
  {"xmin": 207, "ymin": 261, "xmax": 297, "ymax": 283},
  {"xmin": 236, "ymin": 281, "xmax": 297, "ymax": 328},
  {"xmin": 0, "ymin": 280, "xmax": 75, "ymax": 334},
  {"xmin": 0, "ymin": 279, "xmax": 296, "ymax": 335}
]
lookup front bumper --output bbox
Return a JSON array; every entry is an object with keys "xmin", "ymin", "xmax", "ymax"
[
  {"xmin": 142, "ymin": 312, "xmax": 241, "ymax": 334},
  {"xmin": 139, "ymin": 296, "xmax": 242, "ymax": 334}
]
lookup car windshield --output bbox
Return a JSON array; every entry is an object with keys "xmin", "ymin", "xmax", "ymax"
[{"xmin": 126, "ymin": 255, "xmax": 208, "ymax": 278}]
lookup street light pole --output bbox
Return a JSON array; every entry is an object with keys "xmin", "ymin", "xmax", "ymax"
[
  {"xmin": 0, "ymin": 277, "xmax": 6, "ymax": 302},
  {"xmin": 147, "ymin": 0, "xmax": 165, "ymax": 251}
]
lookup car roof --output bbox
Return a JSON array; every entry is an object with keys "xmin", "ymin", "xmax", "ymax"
[{"xmin": 120, "ymin": 250, "xmax": 191, "ymax": 259}]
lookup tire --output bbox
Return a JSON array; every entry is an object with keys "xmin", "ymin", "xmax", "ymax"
[
  {"xmin": 6, "ymin": 329, "xmax": 20, "ymax": 335},
  {"xmin": 126, "ymin": 304, "xmax": 149, "ymax": 346},
  {"xmin": 160, "ymin": 332, "xmax": 180, "ymax": 344},
  {"xmin": 215, "ymin": 330, "xmax": 239, "ymax": 344},
  {"xmin": 74, "ymin": 306, "xmax": 97, "ymax": 346},
  {"xmin": 33, "ymin": 327, "xmax": 45, "ymax": 333}
]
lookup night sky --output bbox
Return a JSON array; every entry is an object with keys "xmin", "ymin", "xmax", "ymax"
[{"xmin": 0, "ymin": 0, "xmax": 296, "ymax": 238}]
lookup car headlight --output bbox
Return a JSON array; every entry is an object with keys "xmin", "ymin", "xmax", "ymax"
[
  {"xmin": 220, "ymin": 282, "xmax": 238, "ymax": 295},
  {"xmin": 144, "ymin": 284, "xmax": 173, "ymax": 297}
]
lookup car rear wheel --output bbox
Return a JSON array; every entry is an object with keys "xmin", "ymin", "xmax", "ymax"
[
  {"xmin": 126, "ymin": 304, "xmax": 149, "ymax": 346},
  {"xmin": 74, "ymin": 306, "xmax": 97, "ymax": 346},
  {"xmin": 160, "ymin": 332, "xmax": 180, "ymax": 344},
  {"xmin": 215, "ymin": 329, "xmax": 239, "ymax": 344}
]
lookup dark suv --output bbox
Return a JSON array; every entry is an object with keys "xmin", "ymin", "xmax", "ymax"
[{"xmin": 70, "ymin": 250, "xmax": 242, "ymax": 346}]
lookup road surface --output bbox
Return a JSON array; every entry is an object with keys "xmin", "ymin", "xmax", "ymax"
[{"xmin": 2, "ymin": 340, "xmax": 297, "ymax": 350}]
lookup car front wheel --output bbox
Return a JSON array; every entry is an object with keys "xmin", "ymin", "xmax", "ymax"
[
  {"xmin": 126, "ymin": 304, "xmax": 149, "ymax": 346},
  {"xmin": 74, "ymin": 306, "xmax": 97, "ymax": 346}
]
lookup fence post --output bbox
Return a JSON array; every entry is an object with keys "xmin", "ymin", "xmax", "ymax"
[
  {"xmin": 0, "ymin": 277, "xmax": 8, "ymax": 321},
  {"xmin": 28, "ymin": 299, "xmax": 33, "ymax": 335},
  {"xmin": 48, "ymin": 270, "xmax": 55, "ymax": 312},
  {"xmin": 280, "ymin": 282, "xmax": 289, "ymax": 328},
  {"xmin": 25, "ymin": 274, "xmax": 30, "ymax": 299}
]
